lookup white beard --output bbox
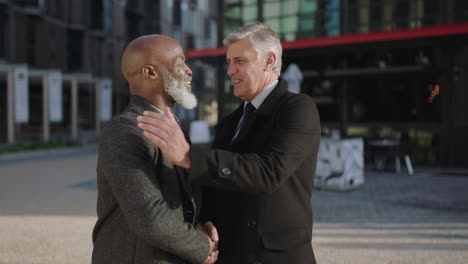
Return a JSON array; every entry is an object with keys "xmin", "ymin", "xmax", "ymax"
[{"xmin": 159, "ymin": 66, "xmax": 198, "ymax": 109}]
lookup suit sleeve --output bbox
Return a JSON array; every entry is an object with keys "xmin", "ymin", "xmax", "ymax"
[
  {"xmin": 99, "ymin": 119, "xmax": 209, "ymax": 264},
  {"xmin": 188, "ymin": 94, "xmax": 321, "ymax": 193}
]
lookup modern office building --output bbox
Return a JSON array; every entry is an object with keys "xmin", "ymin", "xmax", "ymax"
[
  {"xmin": 0, "ymin": 0, "xmax": 220, "ymax": 144},
  {"xmin": 188, "ymin": 0, "xmax": 468, "ymax": 168}
]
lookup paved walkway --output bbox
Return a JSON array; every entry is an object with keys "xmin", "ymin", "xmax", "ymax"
[
  {"xmin": 1, "ymin": 147, "xmax": 467, "ymax": 263},
  {"xmin": 312, "ymin": 171, "xmax": 468, "ymax": 264},
  {"xmin": 0, "ymin": 149, "xmax": 97, "ymax": 264}
]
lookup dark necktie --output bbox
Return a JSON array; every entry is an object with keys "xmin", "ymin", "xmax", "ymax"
[{"xmin": 232, "ymin": 103, "xmax": 256, "ymax": 140}]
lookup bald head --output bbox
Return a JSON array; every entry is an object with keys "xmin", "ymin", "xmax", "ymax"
[
  {"xmin": 121, "ymin": 34, "xmax": 183, "ymax": 91},
  {"xmin": 120, "ymin": 34, "xmax": 195, "ymax": 109}
]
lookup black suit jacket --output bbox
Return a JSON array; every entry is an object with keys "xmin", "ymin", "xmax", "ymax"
[
  {"xmin": 189, "ymin": 81, "xmax": 321, "ymax": 264},
  {"xmin": 92, "ymin": 96, "xmax": 209, "ymax": 264}
]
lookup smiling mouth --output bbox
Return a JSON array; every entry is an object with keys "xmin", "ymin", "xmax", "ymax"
[{"xmin": 185, "ymin": 81, "xmax": 192, "ymax": 90}]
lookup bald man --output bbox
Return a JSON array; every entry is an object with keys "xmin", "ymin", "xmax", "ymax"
[{"xmin": 92, "ymin": 35, "xmax": 218, "ymax": 264}]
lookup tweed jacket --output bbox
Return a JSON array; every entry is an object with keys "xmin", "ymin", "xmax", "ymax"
[
  {"xmin": 92, "ymin": 96, "xmax": 209, "ymax": 264},
  {"xmin": 189, "ymin": 81, "xmax": 320, "ymax": 264}
]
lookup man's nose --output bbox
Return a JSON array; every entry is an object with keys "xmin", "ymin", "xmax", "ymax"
[
  {"xmin": 185, "ymin": 65, "xmax": 192, "ymax": 77},
  {"xmin": 227, "ymin": 63, "xmax": 237, "ymax": 77}
]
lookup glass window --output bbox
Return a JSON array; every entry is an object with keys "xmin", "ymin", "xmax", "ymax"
[
  {"xmin": 242, "ymin": 4, "xmax": 257, "ymax": 21},
  {"xmin": 242, "ymin": 0, "xmax": 257, "ymax": 5},
  {"xmin": 104, "ymin": 0, "xmax": 114, "ymax": 32},
  {"xmin": 324, "ymin": 0, "xmax": 340, "ymax": 36},
  {"xmin": 126, "ymin": 13, "xmax": 141, "ymax": 41},
  {"xmin": 26, "ymin": 16, "xmax": 36, "ymax": 65},
  {"xmin": 299, "ymin": 0, "xmax": 317, "ymax": 13},
  {"xmin": 264, "ymin": 18, "xmax": 280, "ymax": 33},
  {"xmin": 67, "ymin": 29, "xmax": 84, "ymax": 72},
  {"xmin": 107, "ymin": 41, "xmax": 113, "ymax": 65},
  {"xmin": 299, "ymin": 16, "xmax": 315, "ymax": 31},
  {"xmin": 369, "ymin": 0, "xmax": 383, "ymax": 32},
  {"xmin": 49, "ymin": 26, "xmax": 56, "ymax": 66},
  {"xmin": 422, "ymin": 0, "xmax": 439, "ymax": 26},
  {"xmin": 13, "ymin": 0, "xmax": 39, "ymax": 7},
  {"xmin": 409, "ymin": 0, "xmax": 424, "ymax": 28},
  {"xmin": 264, "ymin": 2, "xmax": 281, "ymax": 18},
  {"xmin": 283, "ymin": 32, "xmax": 296, "ymax": 41},
  {"xmin": 173, "ymin": 0, "xmax": 182, "ymax": 26},
  {"xmin": 225, "ymin": 6, "xmax": 242, "ymax": 19},
  {"xmin": 281, "ymin": 16, "xmax": 298, "ymax": 34},
  {"xmin": 358, "ymin": 1, "xmax": 369, "ymax": 33},
  {"xmin": 80, "ymin": 0, "xmax": 86, "ymax": 24},
  {"xmin": 54, "ymin": 0, "xmax": 63, "ymax": 18},
  {"xmin": 281, "ymin": 0, "xmax": 300, "ymax": 16},
  {"xmin": 0, "ymin": 7, "xmax": 6, "ymax": 59},
  {"xmin": 224, "ymin": 20, "xmax": 243, "ymax": 38},
  {"xmin": 393, "ymin": 0, "xmax": 409, "ymax": 29},
  {"xmin": 91, "ymin": 0, "xmax": 103, "ymax": 30},
  {"xmin": 454, "ymin": 0, "xmax": 468, "ymax": 23},
  {"xmin": 297, "ymin": 0, "xmax": 317, "ymax": 37}
]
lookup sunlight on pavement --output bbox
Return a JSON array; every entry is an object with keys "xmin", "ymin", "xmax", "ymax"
[
  {"xmin": 0, "ymin": 216, "xmax": 96, "ymax": 264},
  {"xmin": 313, "ymin": 222, "xmax": 468, "ymax": 264}
]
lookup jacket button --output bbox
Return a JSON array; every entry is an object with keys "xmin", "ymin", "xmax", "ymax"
[
  {"xmin": 170, "ymin": 201, "xmax": 178, "ymax": 209},
  {"xmin": 247, "ymin": 220, "xmax": 256, "ymax": 227},
  {"xmin": 221, "ymin": 168, "xmax": 231, "ymax": 176}
]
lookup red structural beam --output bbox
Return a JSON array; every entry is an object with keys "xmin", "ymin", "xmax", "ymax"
[{"xmin": 187, "ymin": 23, "xmax": 468, "ymax": 59}]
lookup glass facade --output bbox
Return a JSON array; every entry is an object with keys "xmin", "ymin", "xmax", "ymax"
[
  {"xmin": 224, "ymin": 0, "xmax": 468, "ymax": 39},
  {"xmin": 224, "ymin": 0, "xmax": 329, "ymax": 40}
]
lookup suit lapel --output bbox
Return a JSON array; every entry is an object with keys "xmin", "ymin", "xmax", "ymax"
[
  {"xmin": 180, "ymin": 134, "xmax": 195, "ymax": 200},
  {"xmin": 213, "ymin": 105, "xmax": 243, "ymax": 149},
  {"xmin": 229, "ymin": 80, "xmax": 289, "ymax": 146},
  {"xmin": 127, "ymin": 95, "xmax": 160, "ymax": 115},
  {"xmin": 230, "ymin": 111, "xmax": 256, "ymax": 145},
  {"xmin": 177, "ymin": 132, "xmax": 199, "ymax": 223}
]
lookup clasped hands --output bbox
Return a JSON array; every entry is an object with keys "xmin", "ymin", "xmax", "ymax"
[
  {"xmin": 198, "ymin": 221, "xmax": 219, "ymax": 264},
  {"xmin": 137, "ymin": 107, "xmax": 191, "ymax": 168}
]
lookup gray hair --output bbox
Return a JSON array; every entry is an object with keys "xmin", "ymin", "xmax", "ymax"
[{"xmin": 223, "ymin": 23, "xmax": 283, "ymax": 75}]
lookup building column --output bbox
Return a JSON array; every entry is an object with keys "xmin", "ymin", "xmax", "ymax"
[
  {"xmin": 6, "ymin": 70, "xmax": 14, "ymax": 144},
  {"xmin": 340, "ymin": 80, "xmax": 349, "ymax": 138},
  {"xmin": 42, "ymin": 74, "xmax": 50, "ymax": 142},
  {"xmin": 257, "ymin": 0, "xmax": 264, "ymax": 22},
  {"xmin": 95, "ymin": 82, "xmax": 101, "ymax": 137},
  {"xmin": 71, "ymin": 79, "xmax": 78, "ymax": 141}
]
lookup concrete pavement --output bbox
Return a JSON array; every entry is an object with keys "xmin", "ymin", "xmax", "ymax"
[
  {"xmin": 312, "ymin": 171, "xmax": 468, "ymax": 264},
  {"xmin": 0, "ymin": 149, "xmax": 97, "ymax": 264},
  {"xmin": 1, "ymin": 147, "xmax": 467, "ymax": 263}
]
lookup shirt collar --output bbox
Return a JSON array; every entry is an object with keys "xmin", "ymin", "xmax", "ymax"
[
  {"xmin": 150, "ymin": 105, "xmax": 181, "ymax": 124},
  {"xmin": 246, "ymin": 80, "xmax": 278, "ymax": 110}
]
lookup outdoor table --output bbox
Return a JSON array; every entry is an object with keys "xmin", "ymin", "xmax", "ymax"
[{"xmin": 368, "ymin": 139, "xmax": 413, "ymax": 174}]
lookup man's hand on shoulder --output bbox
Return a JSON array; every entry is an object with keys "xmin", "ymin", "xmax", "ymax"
[{"xmin": 137, "ymin": 107, "xmax": 191, "ymax": 168}]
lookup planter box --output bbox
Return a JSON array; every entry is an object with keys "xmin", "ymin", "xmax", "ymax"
[{"xmin": 315, "ymin": 137, "xmax": 364, "ymax": 191}]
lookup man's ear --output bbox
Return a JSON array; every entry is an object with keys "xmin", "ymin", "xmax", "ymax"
[
  {"xmin": 265, "ymin": 52, "xmax": 277, "ymax": 71},
  {"xmin": 142, "ymin": 65, "xmax": 158, "ymax": 80}
]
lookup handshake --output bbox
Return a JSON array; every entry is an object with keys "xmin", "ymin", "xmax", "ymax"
[{"xmin": 198, "ymin": 221, "xmax": 219, "ymax": 264}]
